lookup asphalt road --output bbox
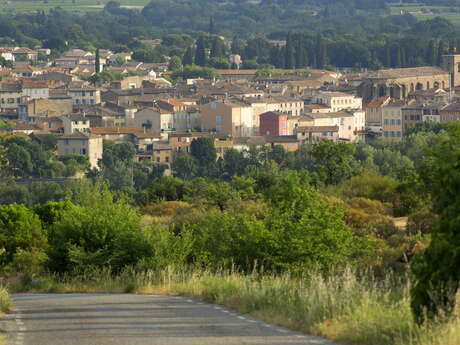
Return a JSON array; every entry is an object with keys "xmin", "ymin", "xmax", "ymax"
[{"xmin": 1, "ymin": 293, "xmax": 338, "ymax": 345}]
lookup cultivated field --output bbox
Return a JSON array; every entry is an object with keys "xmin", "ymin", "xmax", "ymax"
[
  {"xmin": 0, "ymin": 0, "xmax": 149, "ymax": 13},
  {"xmin": 389, "ymin": 2, "xmax": 460, "ymax": 24}
]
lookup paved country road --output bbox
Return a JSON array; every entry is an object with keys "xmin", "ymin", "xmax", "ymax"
[{"xmin": 0, "ymin": 294, "xmax": 338, "ymax": 345}]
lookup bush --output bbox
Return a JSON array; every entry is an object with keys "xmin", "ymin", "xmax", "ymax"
[
  {"xmin": 0, "ymin": 204, "xmax": 47, "ymax": 267},
  {"xmin": 46, "ymin": 192, "xmax": 152, "ymax": 272}
]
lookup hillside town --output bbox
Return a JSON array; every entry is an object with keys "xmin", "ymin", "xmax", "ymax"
[{"xmin": 1, "ymin": 44, "xmax": 460, "ymax": 173}]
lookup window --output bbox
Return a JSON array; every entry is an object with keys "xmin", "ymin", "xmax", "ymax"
[
  {"xmin": 215, "ymin": 115, "xmax": 222, "ymax": 123},
  {"xmin": 156, "ymin": 157, "xmax": 160, "ymax": 163},
  {"xmin": 81, "ymin": 148, "xmax": 86, "ymax": 155},
  {"xmin": 7, "ymin": 98, "xmax": 15, "ymax": 104},
  {"xmin": 396, "ymin": 119, "xmax": 401, "ymax": 125},
  {"xmin": 42, "ymin": 89, "xmax": 46, "ymax": 95},
  {"xmin": 82, "ymin": 91, "xmax": 86, "ymax": 97},
  {"xmin": 384, "ymin": 131, "xmax": 388, "ymax": 137},
  {"xmin": 64, "ymin": 139, "xmax": 69, "ymax": 145},
  {"xmin": 384, "ymin": 119, "xmax": 389, "ymax": 125},
  {"xmin": 397, "ymin": 131, "xmax": 401, "ymax": 137},
  {"xmin": 216, "ymin": 125, "xmax": 222, "ymax": 132},
  {"xmin": 89, "ymin": 91, "xmax": 93, "ymax": 97},
  {"xmin": 34, "ymin": 89, "xmax": 38, "ymax": 95},
  {"xmin": 165, "ymin": 157, "xmax": 169, "ymax": 163},
  {"xmin": 211, "ymin": 103, "xmax": 216, "ymax": 109}
]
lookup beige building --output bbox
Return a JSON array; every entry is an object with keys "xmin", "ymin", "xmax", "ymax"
[
  {"xmin": 19, "ymin": 98, "xmax": 73, "ymax": 121},
  {"xmin": 306, "ymin": 112, "xmax": 358, "ymax": 142},
  {"xmin": 382, "ymin": 100, "xmax": 404, "ymax": 141},
  {"xmin": 22, "ymin": 80, "xmax": 50, "ymax": 100},
  {"xmin": 200, "ymin": 100, "xmax": 254, "ymax": 137},
  {"xmin": 0, "ymin": 82, "xmax": 22, "ymax": 110},
  {"xmin": 69, "ymin": 87, "xmax": 101, "ymax": 106},
  {"xmin": 57, "ymin": 132, "xmax": 103, "ymax": 169},
  {"xmin": 365, "ymin": 96, "xmax": 391, "ymax": 126},
  {"xmin": 312, "ymin": 91, "xmax": 362, "ymax": 112},
  {"xmin": 358, "ymin": 67, "xmax": 450, "ymax": 101},
  {"xmin": 126, "ymin": 108, "xmax": 162, "ymax": 133},
  {"xmin": 62, "ymin": 114, "xmax": 91, "ymax": 134}
]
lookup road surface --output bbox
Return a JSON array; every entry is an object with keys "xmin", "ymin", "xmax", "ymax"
[{"xmin": 1, "ymin": 293, "xmax": 338, "ymax": 345}]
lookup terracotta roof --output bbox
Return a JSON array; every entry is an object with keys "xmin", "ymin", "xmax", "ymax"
[
  {"xmin": 366, "ymin": 96, "xmax": 390, "ymax": 108},
  {"xmin": 21, "ymin": 80, "xmax": 49, "ymax": 89},
  {"xmin": 216, "ymin": 69, "xmax": 258, "ymax": 75},
  {"xmin": 369, "ymin": 66, "xmax": 448, "ymax": 79},
  {"xmin": 90, "ymin": 126, "xmax": 143, "ymax": 135},
  {"xmin": 295, "ymin": 125, "xmax": 339, "ymax": 132}
]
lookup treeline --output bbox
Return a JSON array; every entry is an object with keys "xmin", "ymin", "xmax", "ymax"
[{"xmin": 1, "ymin": 1, "xmax": 460, "ymax": 69}]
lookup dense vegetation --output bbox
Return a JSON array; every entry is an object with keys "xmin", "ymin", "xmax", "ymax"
[{"xmin": 2, "ymin": 1, "xmax": 460, "ymax": 69}]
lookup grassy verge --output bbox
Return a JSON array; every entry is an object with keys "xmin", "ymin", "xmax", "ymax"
[
  {"xmin": 0, "ymin": 286, "xmax": 12, "ymax": 345},
  {"xmin": 7, "ymin": 267, "xmax": 460, "ymax": 345}
]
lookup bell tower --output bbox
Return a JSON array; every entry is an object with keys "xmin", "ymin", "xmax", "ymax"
[{"xmin": 443, "ymin": 48, "xmax": 460, "ymax": 88}]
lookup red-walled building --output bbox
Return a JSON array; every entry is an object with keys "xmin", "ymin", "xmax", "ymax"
[{"xmin": 259, "ymin": 111, "xmax": 289, "ymax": 136}]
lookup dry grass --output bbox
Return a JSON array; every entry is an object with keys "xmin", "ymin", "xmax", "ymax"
[{"xmin": 9, "ymin": 267, "xmax": 460, "ymax": 345}]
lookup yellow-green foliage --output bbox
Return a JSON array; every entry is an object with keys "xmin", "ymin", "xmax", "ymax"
[{"xmin": 0, "ymin": 286, "xmax": 11, "ymax": 314}]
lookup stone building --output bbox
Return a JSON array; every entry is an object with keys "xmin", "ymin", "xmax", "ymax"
[{"xmin": 358, "ymin": 67, "xmax": 450, "ymax": 102}]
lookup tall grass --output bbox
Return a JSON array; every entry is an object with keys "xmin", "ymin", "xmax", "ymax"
[
  {"xmin": 0, "ymin": 286, "xmax": 11, "ymax": 314},
  {"xmin": 10, "ymin": 267, "xmax": 460, "ymax": 345}
]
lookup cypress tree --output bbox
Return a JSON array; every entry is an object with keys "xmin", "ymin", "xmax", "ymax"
[
  {"xmin": 394, "ymin": 46, "xmax": 402, "ymax": 68},
  {"xmin": 437, "ymin": 40, "xmax": 446, "ymax": 66},
  {"xmin": 195, "ymin": 37, "xmax": 207, "ymax": 66},
  {"xmin": 182, "ymin": 46, "xmax": 194, "ymax": 66},
  {"xmin": 211, "ymin": 37, "xmax": 225, "ymax": 58},
  {"xmin": 284, "ymin": 32, "xmax": 295, "ymax": 69},
  {"xmin": 384, "ymin": 46, "xmax": 391, "ymax": 67},
  {"xmin": 209, "ymin": 16, "xmax": 215, "ymax": 35},
  {"xmin": 315, "ymin": 34, "xmax": 327, "ymax": 69},
  {"xmin": 426, "ymin": 39, "xmax": 437, "ymax": 66},
  {"xmin": 95, "ymin": 48, "xmax": 101, "ymax": 74}
]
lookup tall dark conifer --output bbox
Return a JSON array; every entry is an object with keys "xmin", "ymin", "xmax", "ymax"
[
  {"xmin": 284, "ymin": 32, "xmax": 295, "ymax": 69},
  {"xmin": 195, "ymin": 37, "xmax": 207, "ymax": 66},
  {"xmin": 211, "ymin": 37, "xmax": 225, "ymax": 58},
  {"xmin": 182, "ymin": 46, "xmax": 194, "ymax": 66},
  {"xmin": 209, "ymin": 16, "xmax": 215, "ymax": 35},
  {"xmin": 315, "ymin": 34, "xmax": 327, "ymax": 69},
  {"xmin": 426, "ymin": 39, "xmax": 437, "ymax": 66},
  {"xmin": 95, "ymin": 48, "xmax": 101, "ymax": 73}
]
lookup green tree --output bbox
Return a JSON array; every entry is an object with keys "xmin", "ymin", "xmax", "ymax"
[
  {"xmin": 95, "ymin": 48, "xmax": 101, "ymax": 74},
  {"xmin": 209, "ymin": 16, "xmax": 215, "ymax": 35},
  {"xmin": 223, "ymin": 148, "xmax": 247, "ymax": 178},
  {"xmin": 194, "ymin": 36, "xmax": 207, "ymax": 67},
  {"xmin": 0, "ymin": 204, "xmax": 47, "ymax": 267},
  {"xmin": 309, "ymin": 140, "xmax": 358, "ymax": 185},
  {"xmin": 6, "ymin": 143, "xmax": 33, "ymax": 177},
  {"xmin": 284, "ymin": 32, "xmax": 295, "ymax": 69},
  {"xmin": 315, "ymin": 34, "xmax": 328, "ymax": 69},
  {"xmin": 47, "ymin": 192, "xmax": 151, "ymax": 272},
  {"xmin": 190, "ymin": 137, "xmax": 217, "ymax": 176},
  {"xmin": 172, "ymin": 151, "xmax": 198, "ymax": 180},
  {"xmin": 168, "ymin": 55, "xmax": 182, "ymax": 71},
  {"xmin": 210, "ymin": 37, "xmax": 225, "ymax": 58},
  {"xmin": 182, "ymin": 46, "xmax": 194, "ymax": 66},
  {"xmin": 411, "ymin": 124, "xmax": 460, "ymax": 323}
]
